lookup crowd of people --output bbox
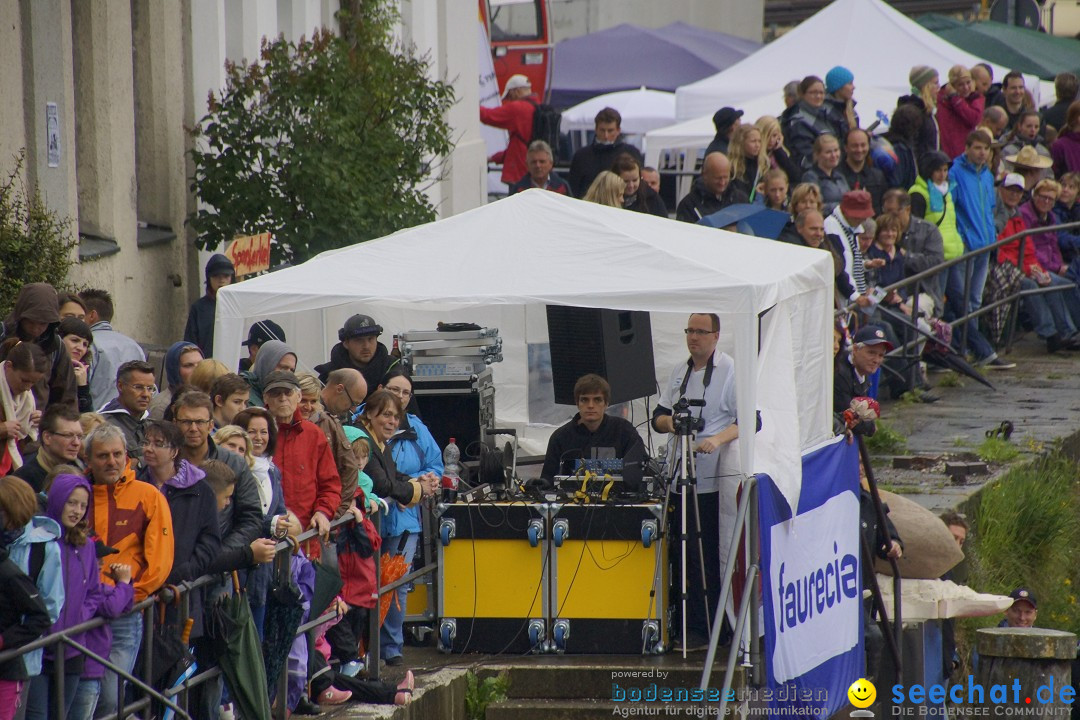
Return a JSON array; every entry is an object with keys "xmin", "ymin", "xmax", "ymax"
[
  {"xmin": 482, "ymin": 65, "xmax": 1080, "ymax": 403},
  {"xmin": 0, "ymin": 281, "xmax": 440, "ymax": 720}
]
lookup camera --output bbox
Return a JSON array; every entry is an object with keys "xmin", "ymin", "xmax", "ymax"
[{"xmin": 671, "ymin": 397, "xmax": 705, "ymax": 435}]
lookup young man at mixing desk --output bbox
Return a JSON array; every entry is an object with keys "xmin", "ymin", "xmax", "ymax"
[{"xmin": 540, "ymin": 373, "xmax": 645, "ymax": 484}]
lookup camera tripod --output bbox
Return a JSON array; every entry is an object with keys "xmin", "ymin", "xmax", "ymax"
[{"xmin": 660, "ymin": 399, "xmax": 712, "ymax": 659}]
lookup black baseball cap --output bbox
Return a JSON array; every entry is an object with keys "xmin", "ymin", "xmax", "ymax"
[
  {"xmin": 1009, "ymin": 587, "xmax": 1037, "ymax": 609},
  {"xmin": 712, "ymin": 106, "xmax": 744, "ymax": 133},
  {"xmin": 243, "ymin": 320, "xmax": 285, "ymax": 347},
  {"xmin": 853, "ymin": 325, "xmax": 894, "ymax": 352},
  {"xmin": 339, "ymin": 314, "xmax": 383, "ymax": 341}
]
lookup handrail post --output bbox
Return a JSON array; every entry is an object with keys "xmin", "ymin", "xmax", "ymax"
[
  {"xmin": 961, "ymin": 255, "xmax": 973, "ymax": 355},
  {"xmin": 53, "ymin": 644, "xmax": 65, "ymax": 720},
  {"xmin": 368, "ymin": 511, "xmax": 382, "ymax": 682}
]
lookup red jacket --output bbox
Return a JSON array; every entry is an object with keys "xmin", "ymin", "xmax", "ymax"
[
  {"xmin": 997, "ymin": 215, "xmax": 1041, "ymax": 276},
  {"xmin": 480, "ymin": 96, "xmax": 536, "ymax": 184},
  {"xmin": 937, "ymin": 88, "xmax": 984, "ymax": 159},
  {"xmin": 273, "ymin": 410, "xmax": 341, "ymax": 551}
]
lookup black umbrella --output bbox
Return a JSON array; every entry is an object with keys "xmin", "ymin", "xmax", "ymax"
[
  {"xmin": 876, "ymin": 306, "xmax": 996, "ymax": 390},
  {"xmin": 262, "ymin": 540, "xmax": 305, "ymax": 693},
  {"xmin": 206, "ymin": 573, "xmax": 273, "ymax": 720}
]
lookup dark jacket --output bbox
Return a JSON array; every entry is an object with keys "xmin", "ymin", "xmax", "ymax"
[
  {"xmin": 896, "ymin": 94, "xmax": 939, "ymax": 161},
  {"xmin": 246, "ymin": 461, "xmax": 286, "ymax": 609},
  {"xmin": 839, "ymin": 162, "xmax": 888, "ymax": 215},
  {"xmin": 99, "ymin": 397, "xmax": 147, "ymax": 457},
  {"xmin": 509, "ymin": 172, "xmax": 571, "ymax": 196},
  {"xmin": 860, "ymin": 490, "xmax": 902, "ymax": 570},
  {"xmin": 183, "ymin": 295, "xmax": 217, "ymax": 358},
  {"xmin": 770, "ymin": 147, "xmax": 801, "ymax": 186},
  {"xmin": 13, "ymin": 452, "xmax": 49, "ymax": 494},
  {"xmin": 567, "ymin": 141, "xmax": 643, "ymax": 198},
  {"xmin": 800, "ymin": 166, "xmax": 851, "ymax": 215},
  {"xmin": 781, "ymin": 101, "xmax": 835, "ymax": 170},
  {"xmin": 823, "ymin": 95, "xmax": 855, "ymax": 141},
  {"xmin": 624, "ymin": 185, "xmax": 668, "ymax": 217},
  {"xmin": 704, "ymin": 135, "xmax": 729, "ymax": 158},
  {"xmin": 144, "ymin": 461, "xmax": 220, "ymax": 638},
  {"xmin": 350, "ymin": 421, "xmax": 422, "ymax": 508},
  {"xmin": 315, "ymin": 342, "xmax": 412, "ymax": 409},
  {"xmin": 872, "ymin": 133, "xmax": 918, "ymax": 191},
  {"xmin": 202, "ymin": 438, "xmax": 264, "ymax": 574},
  {"xmin": 675, "ymin": 178, "xmax": 749, "ymax": 223},
  {"xmin": 834, "ymin": 352, "xmax": 876, "ymax": 437},
  {"xmin": 1, "ymin": 283, "xmax": 77, "ymax": 412},
  {"xmin": 899, "ymin": 216, "xmax": 946, "ymax": 313},
  {"xmin": 540, "ymin": 414, "xmax": 645, "ymax": 480},
  {"xmin": 1042, "ymin": 99, "xmax": 1072, "ymax": 135},
  {"xmin": 0, "ymin": 548, "xmax": 51, "ymax": 681}
]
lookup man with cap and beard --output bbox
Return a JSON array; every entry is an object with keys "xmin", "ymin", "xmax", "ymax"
[
  {"xmin": 184, "ymin": 253, "xmax": 235, "ymax": 357},
  {"xmin": 705, "ymin": 107, "xmax": 743, "ymax": 157},
  {"xmin": 240, "ymin": 339, "xmax": 298, "ymax": 407},
  {"xmin": 1, "ymin": 283, "xmax": 77, "ymax": 411},
  {"xmin": 238, "ymin": 319, "xmax": 286, "ymax": 373},
  {"xmin": 315, "ymin": 314, "xmax": 403, "ymax": 402}
]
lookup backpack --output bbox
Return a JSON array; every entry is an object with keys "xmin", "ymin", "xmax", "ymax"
[{"xmin": 527, "ymin": 100, "xmax": 562, "ymax": 160}]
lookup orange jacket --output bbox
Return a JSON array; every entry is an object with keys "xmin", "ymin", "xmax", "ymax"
[{"xmin": 91, "ymin": 462, "xmax": 175, "ymax": 602}]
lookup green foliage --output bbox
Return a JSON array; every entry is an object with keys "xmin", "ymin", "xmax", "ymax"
[
  {"xmin": 188, "ymin": 0, "xmax": 455, "ymax": 266},
  {"xmin": 958, "ymin": 455, "xmax": 1080, "ymax": 652},
  {"xmin": 864, "ymin": 422, "xmax": 908, "ymax": 454},
  {"xmin": 465, "ymin": 670, "xmax": 510, "ymax": 720},
  {"xmin": 977, "ymin": 436, "xmax": 1020, "ymax": 464},
  {"xmin": 937, "ymin": 372, "xmax": 964, "ymax": 388},
  {"xmin": 0, "ymin": 152, "xmax": 76, "ymax": 315}
]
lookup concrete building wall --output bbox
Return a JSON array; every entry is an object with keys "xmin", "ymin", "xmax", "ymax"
[
  {"xmin": 549, "ymin": 0, "xmax": 764, "ymax": 43},
  {"xmin": 3, "ymin": 0, "xmax": 192, "ymax": 346}
]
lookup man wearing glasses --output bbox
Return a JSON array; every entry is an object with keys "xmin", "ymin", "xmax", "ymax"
[
  {"xmin": 15, "ymin": 404, "xmax": 84, "ymax": 492},
  {"xmin": 311, "ymin": 368, "xmax": 367, "ymax": 518},
  {"xmin": 651, "ymin": 313, "xmax": 744, "ymax": 652},
  {"xmin": 99, "ymin": 360, "xmax": 156, "ymax": 457}
]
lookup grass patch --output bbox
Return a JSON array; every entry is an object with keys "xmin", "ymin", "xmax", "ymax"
[
  {"xmin": 865, "ymin": 421, "xmax": 908, "ymax": 454},
  {"xmin": 977, "ymin": 436, "xmax": 1021, "ymax": 464},
  {"xmin": 952, "ymin": 436, "xmax": 972, "ymax": 448},
  {"xmin": 937, "ymin": 372, "xmax": 965, "ymax": 388},
  {"xmin": 957, "ymin": 455, "xmax": 1080, "ymax": 672},
  {"xmin": 877, "ymin": 483, "xmax": 921, "ymax": 495},
  {"xmin": 466, "ymin": 670, "xmax": 510, "ymax": 720}
]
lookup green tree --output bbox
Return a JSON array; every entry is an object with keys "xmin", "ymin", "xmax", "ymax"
[
  {"xmin": 0, "ymin": 152, "xmax": 77, "ymax": 314},
  {"xmin": 188, "ymin": 1, "xmax": 455, "ymax": 266}
]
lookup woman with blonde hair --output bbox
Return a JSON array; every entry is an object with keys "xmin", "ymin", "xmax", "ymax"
[
  {"xmin": 777, "ymin": 182, "xmax": 825, "ymax": 244},
  {"xmin": 188, "ymin": 358, "xmax": 230, "ymax": 394},
  {"xmin": 583, "ymin": 171, "xmax": 625, "ymax": 207},
  {"xmin": 295, "ymin": 372, "xmax": 324, "ymax": 420},
  {"xmin": 728, "ymin": 125, "xmax": 767, "ymax": 201},
  {"xmin": 755, "ymin": 115, "xmax": 800, "ymax": 185},
  {"xmin": 937, "ymin": 65, "xmax": 984, "ymax": 158},
  {"xmin": 213, "ymin": 425, "xmax": 256, "ymax": 469}
]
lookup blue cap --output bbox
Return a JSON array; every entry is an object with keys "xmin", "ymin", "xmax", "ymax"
[{"xmin": 826, "ymin": 66, "xmax": 855, "ymax": 95}]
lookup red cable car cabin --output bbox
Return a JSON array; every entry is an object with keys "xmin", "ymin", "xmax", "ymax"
[{"xmin": 480, "ymin": 0, "xmax": 552, "ymax": 102}]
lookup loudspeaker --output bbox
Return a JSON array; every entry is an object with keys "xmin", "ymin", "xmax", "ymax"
[{"xmin": 546, "ymin": 306, "xmax": 655, "ymax": 405}]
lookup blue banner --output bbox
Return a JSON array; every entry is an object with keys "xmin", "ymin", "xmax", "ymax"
[{"xmin": 758, "ymin": 436, "xmax": 862, "ymax": 718}]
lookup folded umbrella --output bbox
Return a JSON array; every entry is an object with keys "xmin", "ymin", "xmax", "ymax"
[{"xmin": 206, "ymin": 572, "xmax": 273, "ymax": 720}]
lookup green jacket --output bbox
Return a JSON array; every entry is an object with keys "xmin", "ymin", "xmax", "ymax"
[{"xmin": 910, "ymin": 176, "xmax": 964, "ymax": 260}]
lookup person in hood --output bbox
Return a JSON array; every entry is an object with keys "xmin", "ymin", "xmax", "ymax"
[
  {"xmin": 79, "ymin": 289, "xmax": 145, "ymax": 410},
  {"xmin": 184, "ymin": 253, "xmax": 235, "ymax": 358},
  {"xmin": 137, "ymin": 420, "xmax": 220, "ymax": 637},
  {"xmin": 241, "ymin": 339, "xmax": 297, "ymax": 407},
  {"xmin": 25, "ymin": 474, "xmax": 107, "ymax": 720},
  {"xmin": 147, "ymin": 342, "xmax": 203, "ymax": 421},
  {"xmin": 0, "ymin": 476, "xmax": 51, "ymax": 720},
  {"xmin": 1, "ymin": 283, "xmax": 77, "ymax": 413},
  {"xmin": 567, "ymin": 107, "xmax": 644, "ymax": 198},
  {"xmin": 5, "ymin": 478, "xmax": 64, "ymax": 683},
  {"xmin": 239, "ymin": 319, "xmax": 286, "ymax": 374},
  {"xmin": 315, "ymin": 315, "xmax": 402, "ymax": 404},
  {"xmin": 84, "ymin": 423, "xmax": 173, "ymax": 720}
]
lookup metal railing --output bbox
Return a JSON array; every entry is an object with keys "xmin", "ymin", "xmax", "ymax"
[
  {"xmin": 844, "ymin": 218, "xmax": 1080, "ymax": 390},
  {"xmin": 0, "ymin": 509, "xmax": 440, "ymax": 720}
]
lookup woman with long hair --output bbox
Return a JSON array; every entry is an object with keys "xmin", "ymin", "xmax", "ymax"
[
  {"xmin": 728, "ymin": 125, "xmax": 767, "ymax": 201},
  {"xmin": 59, "ymin": 318, "xmax": 94, "ymax": 413},
  {"xmin": 0, "ymin": 339, "xmax": 50, "ymax": 474},
  {"xmin": 583, "ymin": 171, "xmax": 626, "ymax": 208},
  {"xmin": 755, "ymin": 115, "xmax": 800, "ymax": 185},
  {"xmin": 898, "ymin": 65, "xmax": 940, "ymax": 160},
  {"xmin": 611, "ymin": 153, "xmax": 667, "ymax": 217}
]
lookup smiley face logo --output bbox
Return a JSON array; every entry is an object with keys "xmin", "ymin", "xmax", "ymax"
[{"xmin": 848, "ymin": 678, "xmax": 876, "ymax": 709}]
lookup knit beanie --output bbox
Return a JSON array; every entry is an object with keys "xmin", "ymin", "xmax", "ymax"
[
  {"xmin": 909, "ymin": 65, "xmax": 938, "ymax": 92},
  {"xmin": 825, "ymin": 66, "xmax": 855, "ymax": 95}
]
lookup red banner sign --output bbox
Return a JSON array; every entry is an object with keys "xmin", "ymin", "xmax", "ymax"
[{"xmin": 226, "ymin": 233, "xmax": 271, "ymax": 277}]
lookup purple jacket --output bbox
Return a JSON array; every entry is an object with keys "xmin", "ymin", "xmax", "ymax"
[
  {"xmin": 1019, "ymin": 201, "xmax": 1065, "ymax": 274},
  {"xmin": 1051, "ymin": 131, "xmax": 1080, "ymax": 178},
  {"xmin": 44, "ymin": 474, "xmax": 103, "ymax": 662},
  {"xmin": 81, "ymin": 580, "xmax": 133, "ymax": 679}
]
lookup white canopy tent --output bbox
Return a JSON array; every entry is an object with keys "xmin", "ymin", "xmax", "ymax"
[
  {"xmin": 643, "ymin": 85, "xmax": 904, "ymax": 169},
  {"xmin": 674, "ymin": 0, "xmax": 1051, "ymax": 122},
  {"xmin": 214, "ymin": 190, "xmax": 834, "ymax": 510},
  {"xmin": 561, "ymin": 87, "xmax": 677, "ymax": 135}
]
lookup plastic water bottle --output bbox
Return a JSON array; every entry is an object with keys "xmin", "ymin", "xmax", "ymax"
[{"xmin": 442, "ymin": 438, "xmax": 462, "ymax": 502}]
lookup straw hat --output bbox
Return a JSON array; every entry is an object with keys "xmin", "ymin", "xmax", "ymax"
[{"xmin": 1005, "ymin": 145, "xmax": 1052, "ymax": 170}]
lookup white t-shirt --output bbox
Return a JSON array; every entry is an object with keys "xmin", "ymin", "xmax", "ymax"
[{"xmin": 658, "ymin": 351, "xmax": 740, "ymax": 494}]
